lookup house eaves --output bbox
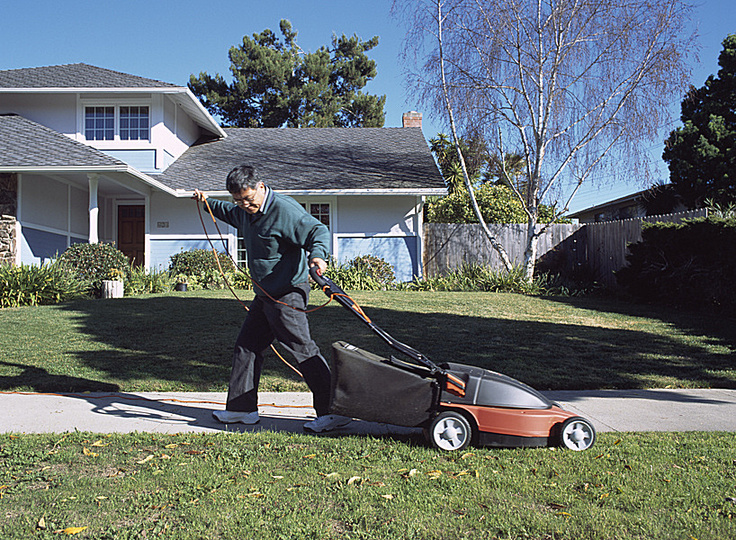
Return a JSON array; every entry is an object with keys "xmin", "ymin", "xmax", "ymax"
[
  {"xmin": 0, "ymin": 86, "xmax": 225, "ymax": 140},
  {"xmin": 177, "ymin": 188, "xmax": 447, "ymax": 199},
  {"xmin": 567, "ymin": 190, "xmax": 645, "ymax": 219},
  {"xmin": 0, "ymin": 113, "xmax": 179, "ymax": 196},
  {"xmin": 0, "ymin": 64, "xmax": 225, "ymax": 139}
]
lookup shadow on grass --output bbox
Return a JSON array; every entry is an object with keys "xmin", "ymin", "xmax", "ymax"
[
  {"xmin": 0, "ymin": 360, "xmax": 120, "ymax": 393},
  {"xmin": 4, "ymin": 291, "xmax": 735, "ymax": 395}
]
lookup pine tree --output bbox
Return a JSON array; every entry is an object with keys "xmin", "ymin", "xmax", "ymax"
[
  {"xmin": 189, "ymin": 20, "xmax": 386, "ymax": 128},
  {"xmin": 663, "ymin": 34, "xmax": 736, "ymax": 208}
]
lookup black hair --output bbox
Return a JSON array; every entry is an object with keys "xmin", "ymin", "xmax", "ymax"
[{"xmin": 226, "ymin": 164, "xmax": 260, "ymax": 193}]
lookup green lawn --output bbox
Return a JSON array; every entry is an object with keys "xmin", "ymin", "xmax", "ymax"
[
  {"xmin": 1, "ymin": 291, "xmax": 735, "ymax": 539},
  {"xmin": 1, "ymin": 430, "xmax": 735, "ymax": 539},
  {"xmin": 1, "ymin": 289, "xmax": 734, "ymax": 393}
]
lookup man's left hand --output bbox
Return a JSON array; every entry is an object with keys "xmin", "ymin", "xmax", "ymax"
[{"xmin": 309, "ymin": 257, "xmax": 327, "ymax": 275}]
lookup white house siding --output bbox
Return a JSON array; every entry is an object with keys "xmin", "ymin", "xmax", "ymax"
[
  {"xmin": 333, "ymin": 195, "xmax": 421, "ymax": 282},
  {"xmin": 145, "ymin": 192, "xmax": 423, "ymax": 281},
  {"xmin": 147, "ymin": 192, "xmax": 235, "ymax": 271},
  {"xmin": 0, "ymin": 93, "xmax": 77, "ymax": 135},
  {"xmin": 16, "ymin": 173, "xmax": 116, "ymax": 264},
  {"xmin": 163, "ymin": 95, "xmax": 200, "ymax": 156}
]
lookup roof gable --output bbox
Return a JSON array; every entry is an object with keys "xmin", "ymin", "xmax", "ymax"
[
  {"xmin": 0, "ymin": 114, "xmax": 127, "ymax": 169},
  {"xmin": 0, "ymin": 63, "xmax": 179, "ymax": 89},
  {"xmin": 157, "ymin": 127, "xmax": 445, "ymax": 193}
]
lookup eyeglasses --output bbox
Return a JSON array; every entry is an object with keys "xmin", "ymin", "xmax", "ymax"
[{"xmin": 232, "ymin": 185, "xmax": 262, "ymax": 205}]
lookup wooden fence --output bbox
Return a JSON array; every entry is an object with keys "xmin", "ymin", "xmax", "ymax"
[{"xmin": 423, "ymin": 209, "xmax": 708, "ymax": 287}]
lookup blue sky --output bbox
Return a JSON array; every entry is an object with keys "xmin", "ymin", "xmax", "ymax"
[{"xmin": 2, "ymin": 0, "xmax": 733, "ymax": 213}]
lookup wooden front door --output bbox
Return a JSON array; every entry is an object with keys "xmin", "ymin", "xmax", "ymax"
[{"xmin": 118, "ymin": 205, "xmax": 145, "ymax": 266}]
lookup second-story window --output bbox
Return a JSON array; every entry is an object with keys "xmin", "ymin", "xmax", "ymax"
[
  {"xmin": 85, "ymin": 106, "xmax": 114, "ymax": 140},
  {"xmin": 120, "ymin": 106, "xmax": 149, "ymax": 140},
  {"xmin": 84, "ymin": 105, "xmax": 150, "ymax": 141}
]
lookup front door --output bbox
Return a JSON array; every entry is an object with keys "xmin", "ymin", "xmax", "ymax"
[{"xmin": 118, "ymin": 205, "xmax": 145, "ymax": 266}]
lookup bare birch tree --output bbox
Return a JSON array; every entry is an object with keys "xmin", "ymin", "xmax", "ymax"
[{"xmin": 395, "ymin": 0, "xmax": 696, "ymax": 280}]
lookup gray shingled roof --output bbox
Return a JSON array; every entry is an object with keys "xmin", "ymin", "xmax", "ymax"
[
  {"xmin": 157, "ymin": 127, "xmax": 445, "ymax": 192},
  {"xmin": 0, "ymin": 114, "xmax": 127, "ymax": 168},
  {"xmin": 0, "ymin": 63, "xmax": 179, "ymax": 89}
]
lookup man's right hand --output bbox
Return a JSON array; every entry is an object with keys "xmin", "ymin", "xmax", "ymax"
[{"xmin": 192, "ymin": 189, "xmax": 207, "ymax": 202}]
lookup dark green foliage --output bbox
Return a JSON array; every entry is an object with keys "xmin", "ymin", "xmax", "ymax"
[
  {"xmin": 324, "ymin": 255, "xmax": 397, "ymax": 290},
  {"xmin": 0, "ymin": 262, "xmax": 87, "ymax": 307},
  {"xmin": 124, "ymin": 267, "xmax": 173, "ymax": 295},
  {"xmin": 616, "ymin": 217, "xmax": 736, "ymax": 311},
  {"xmin": 663, "ymin": 34, "xmax": 736, "ymax": 208},
  {"xmin": 168, "ymin": 249, "xmax": 234, "ymax": 277},
  {"xmin": 425, "ymin": 184, "xmax": 527, "ymax": 224},
  {"xmin": 406, "ymin": 263, "xmax": 545, "ymax": 294},
  {"xmin": 427, "ymin": 133, "xmax": 566, "ymax": 224},
  {"xmin": 56, "ymin": 242, "xmax": 130, "ymax": 294},
  {"xmin": 168, "ymin": 249, "xmax": 237, "ymax": 290},
  {"xmin": 189, "ymin": 20, "xmax": 385, "ymax": 128}
]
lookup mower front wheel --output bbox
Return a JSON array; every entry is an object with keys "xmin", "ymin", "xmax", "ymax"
[
  {"xmin": 427, "ymin": 411, "xmax": 474, "ymax": 451},
  {"xmin": 557, "ymin": 416, "xmax": 596, "ymax": 451}
]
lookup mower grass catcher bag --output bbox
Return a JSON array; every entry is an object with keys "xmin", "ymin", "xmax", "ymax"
[{"xmin": 329, "ymin": 341, "xmax": 438, "ymax": 427}]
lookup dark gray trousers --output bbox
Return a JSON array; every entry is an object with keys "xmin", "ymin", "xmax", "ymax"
[{"xmin": 225, "ymin": 282, "xmax": 331, "ymax": 416}]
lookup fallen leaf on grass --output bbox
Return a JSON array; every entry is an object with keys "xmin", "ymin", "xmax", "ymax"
[
  {"xmin": 347, "ymin": 476, "xmax": 362, "ymax": 485},
  {"xmin": 55, "ymin": 526, "xmax": 88, "ymax": 535},
  {"xmin": 427, "ymin": 470, "xmax": 443, "ymax": 479},
  {"xmin": 381, "ymin": 494, "xmax": 394, "ymax": 500},
  {"xmin": 82, "ymin": 447, "xmax": 98, "ymax": 458},
  {"xmin": 37, "ymin": 517, "xmax": 46, "ymax": 530},
  {"xmin": 90, "ymin": 440, "xmax": 109, "ymax": 447},
  {"xmin": 165, "ymin": 444, "xmax": 178, "ymax": 449},
  {"xmin": 136, "ymin": 455, "xmax": 154, "ymax": 464}
]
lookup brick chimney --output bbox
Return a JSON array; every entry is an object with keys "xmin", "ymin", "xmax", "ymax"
[{"xmin": 402, "ymin": 111, "xmax": 423, "ymax": 128}]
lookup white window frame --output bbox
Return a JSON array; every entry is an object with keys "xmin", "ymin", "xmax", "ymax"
[{"xmin": 79, "ymin": 98, "xmax": 152, "ymax": 148}]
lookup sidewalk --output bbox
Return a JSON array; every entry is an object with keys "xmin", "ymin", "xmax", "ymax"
[{"xmin": 2, "ymin": 389, "xmax": 736, "ymax": 437}]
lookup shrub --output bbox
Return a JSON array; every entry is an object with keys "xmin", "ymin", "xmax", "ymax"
[
  {"xmin": 125, "ymin": 266, "xmax": 173, "ymax": 295},
  {"xmin": 0, "ymin": 262, "xmax": 87, "ymax": 308},
  {"xmin": 168, "ymin": 249, "xmax": 236, "ymax": 289},
  {"xmin": 616, "ymin": 216, "xmax": 736, "ymax": 311},
  {"xmin": 426, "ymin": 184, "xmax": 527, "ymax": 224},
  {"xmin": 324, "ymin": 255, "xmax": 397, "ymax": 290},
  {"xmin": 57, "ymin": 242, "xmax": 130, "ymax": 295},
  {"xmin": 406, "ymin": 263, "xmax": 543, "ymax": 294},
  {"xmin": 225, "ymin": 269, "xmax": 253, "ymax": 290}
]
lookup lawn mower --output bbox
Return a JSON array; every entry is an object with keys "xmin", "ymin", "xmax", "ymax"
[{"xmin": 310, "ymin": 267, "xmax": 596, "ymax": 452}]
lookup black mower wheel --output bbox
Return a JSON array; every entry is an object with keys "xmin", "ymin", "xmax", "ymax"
[
  {"xmin": 427, "ymin": 411, "xmax": 474, "ymax": 451},
  {"xmin": 557, "ymin": 416, "xmax": 596, "ymax": 451}
]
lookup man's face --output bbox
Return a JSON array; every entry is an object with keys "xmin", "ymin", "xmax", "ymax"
[{"xmin": 232, "ymin": 182, "xmax": 265, "ymax": 214}]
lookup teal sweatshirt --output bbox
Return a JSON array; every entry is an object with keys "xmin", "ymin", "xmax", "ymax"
[{"xmin": 205, "ymin": 187, "xmax": 330, "ymax": 297}]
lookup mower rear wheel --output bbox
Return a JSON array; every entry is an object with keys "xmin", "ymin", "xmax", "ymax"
[
  {"xmin": 428, "ymin": 411, "xmax": 473, "ymax": 451},
  {"xmin": 558, "ymin": 416, "xmax": 596, "ymax": 451}
]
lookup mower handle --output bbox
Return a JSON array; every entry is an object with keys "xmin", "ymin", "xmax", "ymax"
[{"xmin": 309, "ymin": 266, "xmax": 444, "ymax": 374}]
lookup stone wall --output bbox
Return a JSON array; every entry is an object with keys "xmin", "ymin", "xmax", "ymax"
[{"xmin": 0, "ymin": 174, "xmax": 18, "ymax": 265}]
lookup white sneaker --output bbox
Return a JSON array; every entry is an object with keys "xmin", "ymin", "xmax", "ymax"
[
  {"xmin": 303, "ymin": 414, "xmax": 352, "ymax": 433},
  {"xmin": 212, "ymin": 410, "xmax": 260, "ymax": 425}
]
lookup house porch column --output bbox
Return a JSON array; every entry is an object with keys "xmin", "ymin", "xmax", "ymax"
[{"xmin": 88, "ymin": 174, "xmax": 99, "ymax": 244}]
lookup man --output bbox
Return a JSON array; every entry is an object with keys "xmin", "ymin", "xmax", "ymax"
[{"xmin": 193, "ymin": 164, "xmax": 351, "ymax": 433}]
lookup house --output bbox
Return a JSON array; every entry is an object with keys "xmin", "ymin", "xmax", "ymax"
[
  {"xmin": 568, "ymin": 184, "xmax": 687, "ymax": 223},
  {"xmin": 0, "ymin": 64, "xmax": 445, "ymax": 281}
]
